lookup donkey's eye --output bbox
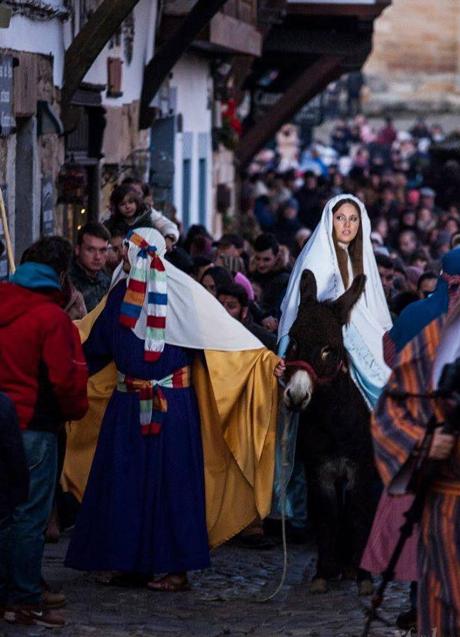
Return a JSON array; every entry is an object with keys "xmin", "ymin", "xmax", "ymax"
[
  {"xmin": 320, "ymin": 347, "xmax": 332, "ymax": 361},
  {"xmin": 289, "ymin": 339, "xmax": 298, "ymax": 355}
]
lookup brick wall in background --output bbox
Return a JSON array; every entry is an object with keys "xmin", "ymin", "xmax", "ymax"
[{"xmin": 364, "ymin": 0, "xmax": 460, "ymax": 112}]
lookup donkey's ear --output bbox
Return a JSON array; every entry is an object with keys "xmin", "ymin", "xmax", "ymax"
[
  {"xmin": 332, "ymin": 274, "xmax": 366, "ymax": 325},
  {"xmin": 299, "ymin": 269, "xmax": 317, "ymax": 306}
]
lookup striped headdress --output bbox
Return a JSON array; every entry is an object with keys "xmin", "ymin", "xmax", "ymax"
[{"xmin": 120, "ymin": 229, "xmax": 167, "ymax": 362}]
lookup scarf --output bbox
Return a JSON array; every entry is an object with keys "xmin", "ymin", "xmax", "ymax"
[{"xmin": 119, "ymin": 230, "xmax": 167, "ymax": 362}]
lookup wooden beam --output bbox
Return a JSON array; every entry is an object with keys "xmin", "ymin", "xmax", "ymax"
[
  {"xmin": 139, "ymin": 0, "xmax": 229, "ymax": 130},
  {"xmin": 236, "ymin": 55, "xmax": 342, "ymax": 168},
  {"xmin": 206, "ymin": 13, "xmax": 262, "ymax": 56},
  {"xmin": 61, "ymin": 0, "xmax": 141, "ymax": 106},
  {"xmin": 264, "ymin": 27, "xmax": 372, "ymax": 58},
  {"xmin": 286, "ymin": 2, "xmax": 390, "ymax": 19}
]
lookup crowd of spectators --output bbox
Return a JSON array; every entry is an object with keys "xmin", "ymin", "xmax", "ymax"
[
  {"xmin": 3, "ymin": 112, "xmax": 460, "ymax": 625},
  {"xmin": 65, "ymin": 114, "xmax": 460, "ymax": 356},
  {"xmin": 231, "ymin": 114, "xmax": 460, "ymax": 321}
]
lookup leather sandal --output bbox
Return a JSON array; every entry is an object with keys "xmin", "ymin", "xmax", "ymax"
[{"xmin": 147, "ymin": 575, "xmax": 190, "ymax": 592}]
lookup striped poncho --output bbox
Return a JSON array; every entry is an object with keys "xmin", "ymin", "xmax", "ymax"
[{"xmin": 372, "ymin": 315, "xmax": 460, "ymax": 637}]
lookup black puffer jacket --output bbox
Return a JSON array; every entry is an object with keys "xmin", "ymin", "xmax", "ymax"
[{"xmin": 0, "ymin": 392, "xmax": 29, "ymax": 519}]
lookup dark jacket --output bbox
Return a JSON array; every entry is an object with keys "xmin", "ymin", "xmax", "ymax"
[
  {"xmin": 251, "ymin": 269, "xmax": 290, "ymax": 319},
  {"xmin": 69, "ymin": 259, "xmax": 110, "ymax": 312},
  {"xmin": 244, "ymin": 315, "xmax": 277, "ymax": 352},
  {"xmin": 273, "ymin": 217, "xmax": 302, "ymax": 251},
  {"xmin": 104, "ymin": 208, "xmax": 179, "ymax": 243},
  {"xmin": 0, "ymin": 278, "xmax": 88, "ymax": 433},
  {"xmin": 0, "ymin": 392, "xmax": 29, "ymax": 519},
  {"xmin": 295, "ymin": 188, "xmax": 322, "ymax": 230}
]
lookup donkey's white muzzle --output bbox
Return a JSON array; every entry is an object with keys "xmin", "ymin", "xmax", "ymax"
[{"xmin": 283, "ymin": 370, "xmax": 313, "ymax": 411}]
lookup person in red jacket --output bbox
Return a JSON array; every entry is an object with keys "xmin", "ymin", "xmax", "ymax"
[{"xmin": 0, "ymin": 236, "xmax": 88, "ymax": 628}]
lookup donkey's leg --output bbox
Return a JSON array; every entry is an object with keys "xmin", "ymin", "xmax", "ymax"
[
  {"xmin": 345, "ymin": 466, "xmax": 377, "ymax": 595},
  {"xmin": 308, "ymin": 471, "xmax": 341, "ymax": 586}
]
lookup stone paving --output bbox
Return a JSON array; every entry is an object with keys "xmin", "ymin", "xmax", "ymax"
[{"xmin": 1, "ymin": 533, "xmax": 411, "ymax": 637}]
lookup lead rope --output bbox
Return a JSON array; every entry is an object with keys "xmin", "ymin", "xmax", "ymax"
[{"xmin": 258, "ymin": 407, "xmax": 292, "ymax": 603}]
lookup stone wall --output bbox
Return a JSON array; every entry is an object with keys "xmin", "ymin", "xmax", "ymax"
[
  {"xmin": 0, "ymin": 50, "xmax": 64, "ymax": 261},
  {"xmin": 364, "ymin": 0, "xmax": 460, "ymax": 113}
]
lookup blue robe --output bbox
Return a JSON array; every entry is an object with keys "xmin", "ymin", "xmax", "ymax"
[
  {"xmin": 388, "ymin": 247, "xmax": 460, "ymax": 354},
  {"xmin": 65, "ymin": 282, "xmax": 210, "ymax": 574}
]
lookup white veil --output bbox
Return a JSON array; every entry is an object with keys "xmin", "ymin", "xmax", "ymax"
[
  {"xmin": 278, "ymin": 193, "xmax": 392, "ymax": 407},
  {"xmin": 111, "ymin": 227, "xmax": 264, "ymax": 352}
]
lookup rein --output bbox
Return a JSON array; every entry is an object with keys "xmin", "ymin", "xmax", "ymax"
[{"xmin": 285, "ymin": 359, "xmax": 344, "ymax": 386}]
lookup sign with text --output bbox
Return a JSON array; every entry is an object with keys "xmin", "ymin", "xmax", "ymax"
[
  {"xmin": 0, "ymin": 185, "xmax": 9, "ymax": 280},
  {"xmin": 41, "ymin": 177, "xmax": 55, "ymax": 236},
  {"xmin": 0, "ymin": 56, "xmax": 14, "ymax": 136}
]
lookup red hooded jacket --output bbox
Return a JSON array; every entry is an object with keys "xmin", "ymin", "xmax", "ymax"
[{"xmin": 0, "ymin": 282, "xmax": 88, "ymax": 432}]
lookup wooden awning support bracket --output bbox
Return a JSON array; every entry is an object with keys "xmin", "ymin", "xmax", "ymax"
[
  {"xmin": 236, "ymin": 55, "xmax": 342, "ymax": 168},
  {"xmin": 139, "ymin": 0, "xmax": 230, "ymax": 130},
  {"xmin": 61, "ymin": 0, "xmax": 141, "ymax": 108}
]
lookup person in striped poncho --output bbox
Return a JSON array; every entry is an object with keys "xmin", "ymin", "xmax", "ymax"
[{"xmin": 372, "ymin": 306, "xmax": 460, "ymax": 636}]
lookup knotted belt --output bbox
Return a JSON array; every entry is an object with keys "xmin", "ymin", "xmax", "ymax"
[{"xmin": 117, "ymin": 366, "xmax": 191, "ymax": 436}]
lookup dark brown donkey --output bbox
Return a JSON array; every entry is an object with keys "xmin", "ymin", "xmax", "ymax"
[{"xmin": 283, "ymin": 269, "xmax": 379, "ymax": 595}]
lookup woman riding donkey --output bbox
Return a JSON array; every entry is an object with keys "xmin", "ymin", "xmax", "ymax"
[{"xmin": 276, "ymin": 193, "xmax": 392, "ymax": 593}]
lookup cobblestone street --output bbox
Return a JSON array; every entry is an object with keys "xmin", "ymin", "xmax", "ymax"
[{"xmin": 1, "ymin": 534, "xmax": 410, "ymax": 637}]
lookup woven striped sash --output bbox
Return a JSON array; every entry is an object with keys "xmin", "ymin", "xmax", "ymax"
[{"xmin": 117, "ymin": 366, "xmax": 191, "ymax": 436}]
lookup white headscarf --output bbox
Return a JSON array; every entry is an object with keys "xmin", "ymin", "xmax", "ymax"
[
  {"xmin": 112, "ymin": 227, "xmax": 264, "ymax": 352},
  {"xmin": 278, "ymin": 193, "xmax": 392, "ymax": 406}
]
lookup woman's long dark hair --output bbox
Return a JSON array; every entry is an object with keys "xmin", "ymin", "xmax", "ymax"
[{"xmin": 331, "ymin": 198, "xmax": 363, "ymax": 289}]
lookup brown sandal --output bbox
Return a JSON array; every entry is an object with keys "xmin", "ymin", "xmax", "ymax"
[{"xmin": 147, "ymin": 575, "xmax": 190, "ymax": 592}]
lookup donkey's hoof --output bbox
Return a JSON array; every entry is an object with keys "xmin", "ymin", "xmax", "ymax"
[
  {"xmin": 309, "ymin": 577, "xmax": 328, "ymax": 594},
  {"xmin": 358, "ymin": 579, "xmax": 373, "ymax": 596}
]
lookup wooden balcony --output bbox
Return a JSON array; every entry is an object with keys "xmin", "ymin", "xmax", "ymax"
[
  {"xmin": 200, "ymin": 14, "xmax": 262, "ymax": 56},
  {"xmin": 161, "ymin": 0, "xmax": 263, "ymax": 57},
  {"xmin": 220, "ymin": 0, "xmax": 257, "ymax": 25},
  {"xmin": 236, "ymin": 0, "xmax": 391, "ymax": 165}
]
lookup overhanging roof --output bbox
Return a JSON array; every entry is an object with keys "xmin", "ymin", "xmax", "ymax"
[{"xmin": 236, "ymin": 0, "xmax": 390, "ymax": 166}]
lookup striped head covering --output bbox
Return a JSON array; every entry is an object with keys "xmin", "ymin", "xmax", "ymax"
[{"xmin": 120, "ymin": 228, "xmax": 167, "ymax": 362}]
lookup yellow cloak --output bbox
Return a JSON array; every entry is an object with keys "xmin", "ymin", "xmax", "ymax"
[{"xmin": 61, "ymin": 301, "xmax": 279, "ymax": 548}]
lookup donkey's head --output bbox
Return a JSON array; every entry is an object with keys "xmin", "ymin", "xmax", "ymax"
[{"xmin": 283, "ymin": 269, "xmax": 366, "ymax": 411}]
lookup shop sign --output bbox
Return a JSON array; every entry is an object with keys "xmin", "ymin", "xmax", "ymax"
[
  {"xmin": 41, "ymin": 177, "xmax": 54, "ymax": 235},
  {"xmin": 0, "ymin": 55, "xmax": 14, "ymax": 136},
  {"xmin": 0, "ymin": 184, "xmax": 9, "ymax": 280}
]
